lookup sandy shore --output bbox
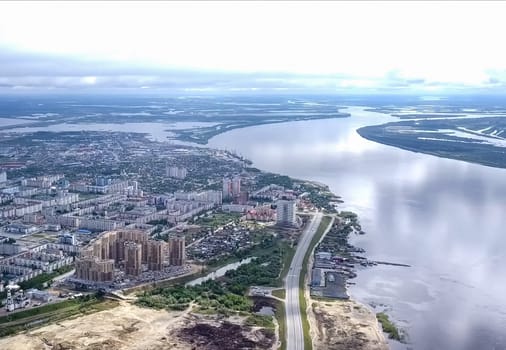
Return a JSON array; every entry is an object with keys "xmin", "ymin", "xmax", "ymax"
[
  {"xmin": 304, "ymin": 230, "xmax": 388, "ymax": 350},
  {"xmin": 308, "ymin": 297, "xmax": 388, "ymax": 350}
]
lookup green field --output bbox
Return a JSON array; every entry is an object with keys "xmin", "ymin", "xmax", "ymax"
[
  {"xmin": 194, "ymin": 212, "xmax": 242, "ymax": 228},
  {"xmin": 272, "ymin": 289, "xmax": 286, "ymax": 300}
]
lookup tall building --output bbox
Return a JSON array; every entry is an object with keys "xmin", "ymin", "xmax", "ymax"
[
  {"xmin": 276, "ymin": 199, "xmax": 297, "ymax": 227},
  {"xmin": 75, "ymin": 229, "xmax": 168, "ymax": 282},
  {"xmin": 0, "ymin": 171, "xmax": 7, "ymax": 184},
  {"xmin": 166, "ymin": 166, "xmax": 187, "ymax": 179},
  {"xmin": 223, "ymin": 176, "xmax": 241, "ymax": 199},
  {"xmin": 222, "ymin": 178, "xmax": 232, "ymax": 199},
  {"xmin": 169, "ymin": 237, "xmax": 185, "ymax": 266},
  {"xmin": 75, "ymin": 257, "xmax": 114, "ymax": 282},
  {"xmin": 124, "ymin": 241, "xmax": 142, "ymax": 276},
  {"xmin": 232, "ymin": 176, "xmax": 241, "ymax": 197},
  {"xmin": 237, "ymin": 191, "xmax": 249, "ymax": 205},
  {"xmin": 147, "ymin": 240, "xmax": 166, "ymax": 271}
]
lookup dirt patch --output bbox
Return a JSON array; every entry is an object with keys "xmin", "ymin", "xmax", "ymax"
[
  {"xmin": 310, "ymin": 299, "xmax": 388, "ymax": 350},
  {"xmin": 178, "ymin": 321, "xmax": 274, "ymax": 349},
  {"xmin": 0, "ymin": 301, "xmax": 275, "ymax": 350}
]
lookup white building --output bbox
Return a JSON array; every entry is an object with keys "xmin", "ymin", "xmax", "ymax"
[
  {"xmin": 166, "ymin": 166, "xmax": 187, "ymax": 179},
  {"xmin": 0, "ymin": 171, "xmax": 6, "ymax": 183},
  {"xmin": 276, "ymin": 199, "xmax": 297, "ymax": 226}
]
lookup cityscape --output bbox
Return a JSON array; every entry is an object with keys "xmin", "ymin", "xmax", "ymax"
[
  {"xmin": 0, "ymin": 144, "xmax": 304, "ymax": 310},
  {"xmin": 1, "ymin": 1, "xmax": 506, "ymax": 350}
]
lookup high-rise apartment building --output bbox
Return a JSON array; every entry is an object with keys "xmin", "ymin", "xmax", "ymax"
[
  {"xmin": 276, "ymin": 199, "xmax": 297, "ymax": 227},
  {"xmin": 166, "ymin": 166, "xmax": 187, "ymax": 179},
  {"xmin": 124, "ymin": 241, "xmax": 142, "ymax": 276},
  {"xmin": 147, "ymin": 240, "xmax": 166, "ymax": 271},
  {"xmin": 222, "ymin": 177, "xmax": 232, "ymax": 199},
  {"xmin": 75, "ymin": 257, "xmax": 114, "ymax": 282},
  {"xmin": 169, "ymin": 237, "xmax": 185, "ymax": 266},
  {"xmin": 75, "ymin": 229, "xmax": 176, "ymax": 282},
  {"xmin": 223, "ymin": 176, "xmax": 241, "ymax": 199},
  {"xmin": 231, "ymin": 176, "xmax": 241, "ymax": 197}
]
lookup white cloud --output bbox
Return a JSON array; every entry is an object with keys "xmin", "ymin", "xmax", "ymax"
[{"xmin": 0, "ymin": 1, "xmax": 505, "ymax": 90}]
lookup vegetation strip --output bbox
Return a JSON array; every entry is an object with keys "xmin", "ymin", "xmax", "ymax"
[
  {"xmin": 376, "ymin": 312, "xmax": 404, "ymax": 342},
  {"xmin": 274, "ymin": 299, "xmax": 287, "ymax": 350},
  {"xmin": 0, "ymin": 294, "xmax": 117, "ymax": 338}
]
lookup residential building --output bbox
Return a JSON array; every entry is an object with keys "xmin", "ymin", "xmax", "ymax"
[
  {"xmin": 169, "ymin": 237, "xmax": 185, "ymax": 266},
  {"xmin": 232, "ymin": 176, "xmax": 241, "ymax": 197},
  {"xmin": 222, "ymin": 177, "xmax": 232, "ymax": 199},
  {"xmin": 147, "ymin": 240, "xmax": 166, "ymax": 271},
  {"xmin": 166, "ymin": 166, "xmax": 187, "ymax": 179},
  {"xmin": 276, "ymin": 199, "xmax": 297, "ymax": 226},
  {"xmin": 75, "ymin": 257, "xmax": 114, "ymax": 282},
  {"xmin": 124, "ymin": 241, "xmax": 142, "ymax": 276}
]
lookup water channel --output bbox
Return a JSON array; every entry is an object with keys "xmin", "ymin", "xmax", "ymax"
[{"xmin": 186, "ymin": 257, "xmax": 254, "ymax": 287}]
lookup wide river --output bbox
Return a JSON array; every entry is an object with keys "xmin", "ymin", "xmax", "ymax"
[{"xmin": 208, "ymin": 106, "xmax": 506, "ymax": 350}]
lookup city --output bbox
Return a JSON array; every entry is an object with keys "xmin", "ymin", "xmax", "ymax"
[
  {"xmin": 1, "ymin": 1, "xmax": 505, "ymax": 350},
  {"xmin": 0, "ymin": 127, "xmax": 315, "ymax": 304}
]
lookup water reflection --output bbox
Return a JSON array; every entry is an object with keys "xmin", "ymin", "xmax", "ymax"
[{"xmin": 208, "ymin": 107, "xmax": 506, "ymax": 350}]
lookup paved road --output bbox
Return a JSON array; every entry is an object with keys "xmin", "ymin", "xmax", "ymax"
[{"xmin": 285, "ymin": 212, "xmax": 323, "ymax": 350}]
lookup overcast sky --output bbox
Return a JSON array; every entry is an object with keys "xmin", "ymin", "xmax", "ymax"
[{"xmin": 1, "ymin": 1, "xmax": 505, "ymax": 94}]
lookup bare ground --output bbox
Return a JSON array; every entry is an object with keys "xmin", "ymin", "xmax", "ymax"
[
  {"xmin": 0, "ymin": 301, "xmax": 276, "ymax": 350},
  {"xmin": 309, "ymin": 298, "xmax": 388, "ymax": 350},
  {"xmin": 305, "ymin": 244, "xmax": 387, "ymax": 350}
]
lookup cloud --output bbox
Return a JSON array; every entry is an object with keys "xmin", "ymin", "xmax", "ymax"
[{"xmin": 1, "ymin": 47, "xmax": 506, "ymax": 94}]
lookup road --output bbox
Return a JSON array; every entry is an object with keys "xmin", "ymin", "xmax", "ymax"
[{"xmin": 285, "ymin": 212, "xmax": 323, "ymax": 350}]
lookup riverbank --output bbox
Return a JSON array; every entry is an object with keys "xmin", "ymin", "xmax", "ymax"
[
  {"xmin": 309, "ymin": 298, "xmax": 388, "ymax": 350},
  {"xmin": 303, "ymin": 213, "xmax": 388, "ymax": 349},
  {"xmin": 357, "ymin": 119, "xmax": 506, "ymax": 170}
]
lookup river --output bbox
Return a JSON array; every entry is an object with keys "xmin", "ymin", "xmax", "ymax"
[
  {"xmin": 185, "ymin": 257, "xmax": 254, "ymax": 287},
  {"xmin": 208, "ymin": 106, "xmax": 506, "ymax": 350}
]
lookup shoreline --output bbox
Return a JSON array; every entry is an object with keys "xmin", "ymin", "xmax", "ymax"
[
  {"xmin": 304, "ymin": 211, "xmax": 388, "ymax": 349},
  {"xmin": 357, "ymin": 123, "xmax": 506, "ymax": 170}
]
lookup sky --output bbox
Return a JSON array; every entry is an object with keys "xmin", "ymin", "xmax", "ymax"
[{"xmin": 0, "ymin": 0, "xmax": 506, "ymax": 94}]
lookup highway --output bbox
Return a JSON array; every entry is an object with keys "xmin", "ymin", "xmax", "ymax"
[{"xmin": 285, "ymin": 212, "xmax": 323, "ymax": 350}]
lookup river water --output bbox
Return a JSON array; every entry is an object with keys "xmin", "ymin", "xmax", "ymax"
[
  {"xmin": 208, "ymin": 106, "xmax": 506, "ymax": 350},
  {"xmin": 185, "ymin": 257, "xmax": 254, "ymax": 287}
]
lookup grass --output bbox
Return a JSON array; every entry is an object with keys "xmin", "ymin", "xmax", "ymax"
[
  {"xmin": 272, "ymin": 289, "xmax": 286, "ymax": 300},
  {"xmin": 194, "ymin": 212, "xmax": 242, "ymax": 228},
  {"xmin": 18, "ymin": 265, "xmax": 74, "ymax": 291},
  {"xmin": 274, "ymin": 241, "xmax": 295, "ymax": 287},
  {"xmin": 376, "ymin": 312, "xmax": 403, "ymax": 342},
  {"xmin": 273, "ymin": 299, "xmax": 287, "ymax": 350},
  {"xmin": 0, "ymin": 299, "xmax": 82, "ymax": 324},
  {"xmin": 299, "ymin": 215, "xmax": 333, "ymax": 350},
  {"xmin": 245, "ymin": 314, "xmax": 275, "ymax": 329}
]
